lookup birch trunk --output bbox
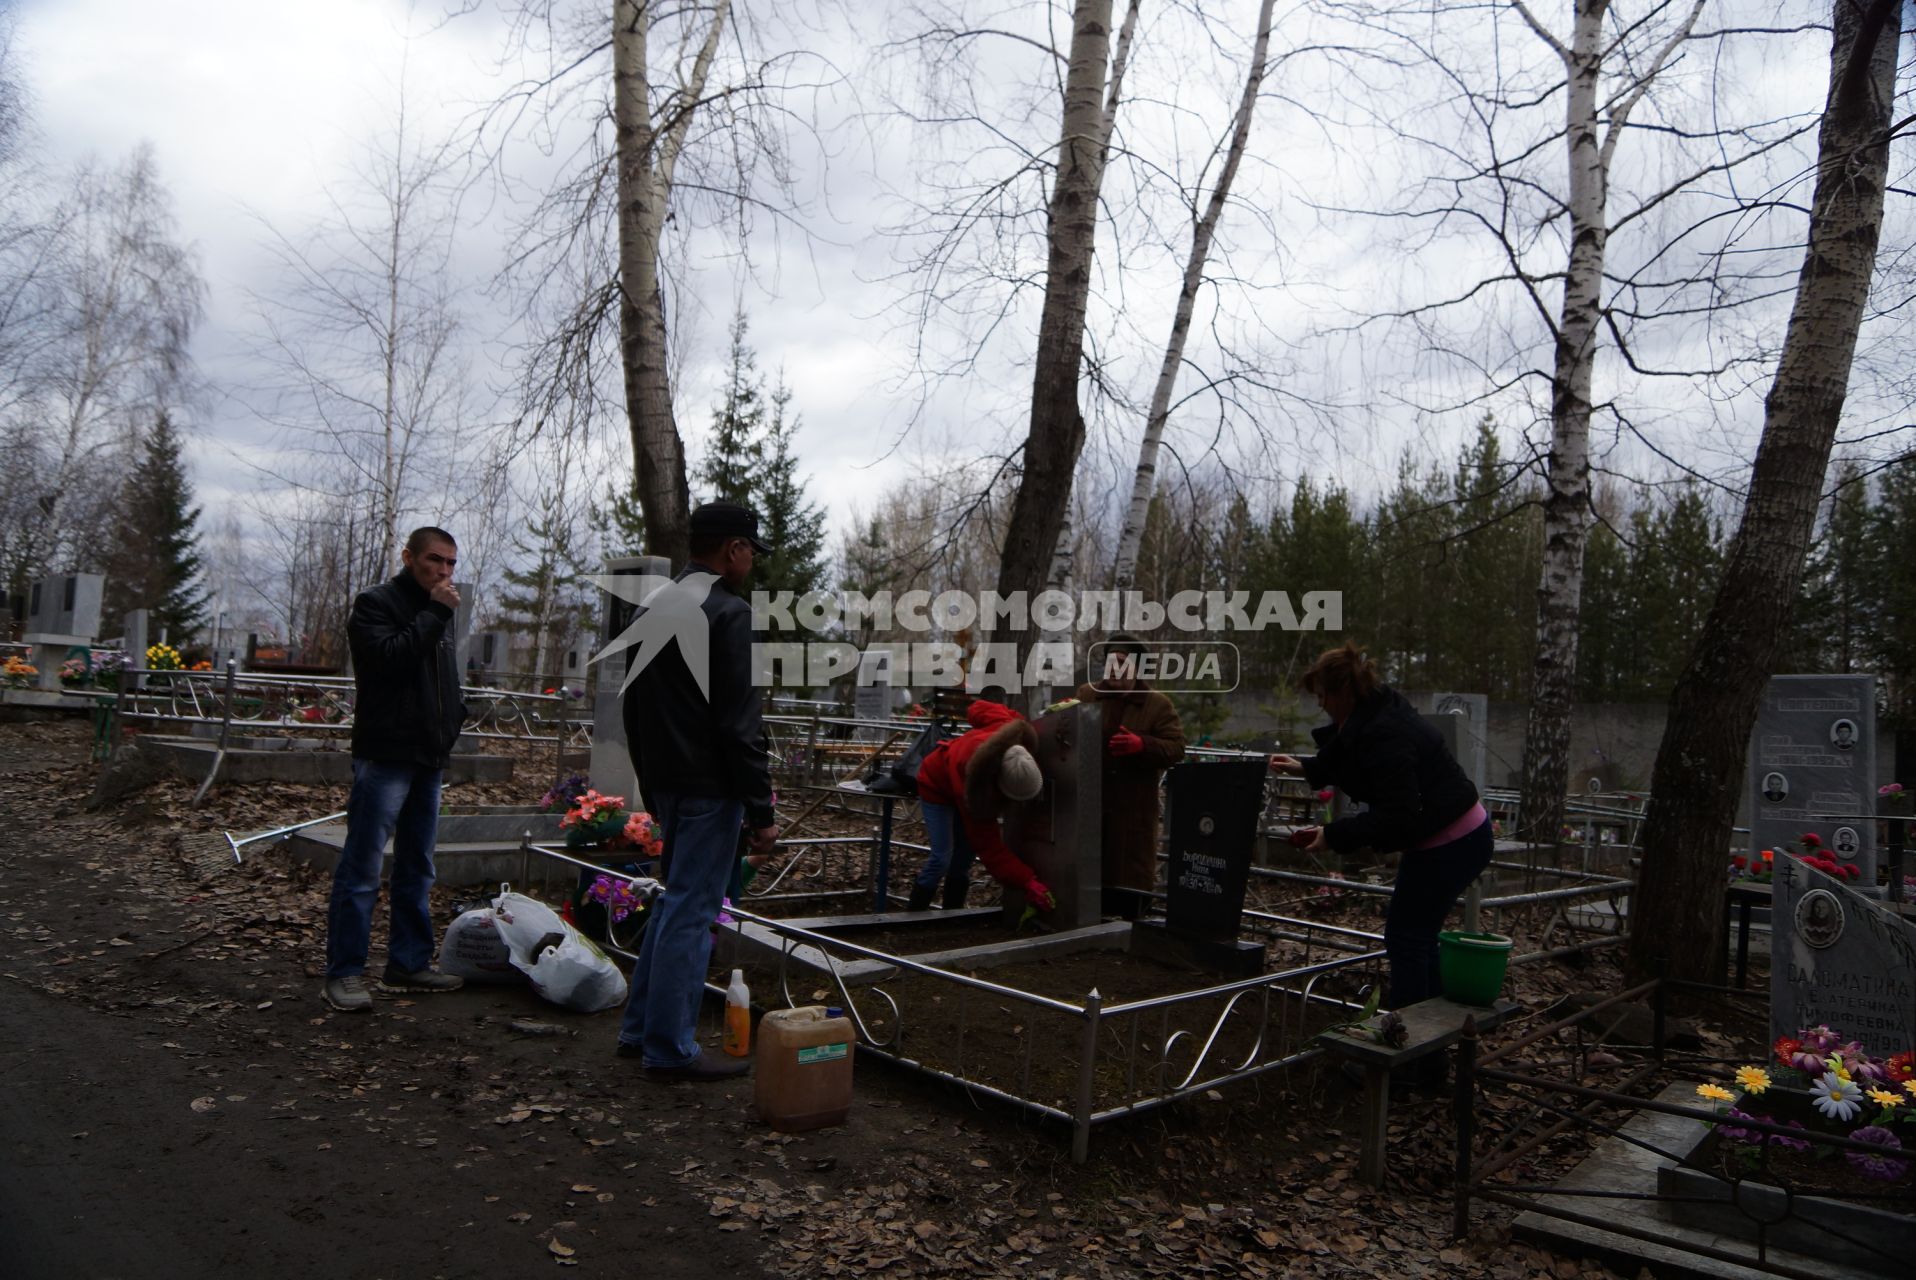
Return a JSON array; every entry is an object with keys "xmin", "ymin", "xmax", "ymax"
[
  {"xmin": 613, "ymin": 0, "xmax": 730, "ymax": 570},
  {"xmin": 1515, "ymin": 0, "xmax": 1702, "ymax": 843},
  {"xmin": 992, "ymin": 0, "xmax": 1115, "ymax": 666},
  {"xmin": 1630, "ymin": 0, "xmax": 1901, "ymax": 983},
  {"xmin": 1110, "ymin": 0, "xmax": 1276, "ymax": 594}
]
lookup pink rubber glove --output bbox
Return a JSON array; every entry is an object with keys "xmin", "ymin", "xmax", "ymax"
[{"xmin": 1108, "ymin": 728, "xmax": 1143, "ymax": 758}]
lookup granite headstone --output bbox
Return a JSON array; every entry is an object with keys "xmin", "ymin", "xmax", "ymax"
[
  {"xmin": 853, "ymin": 647, "xmax": 893, "ymax": 735},
  {"xmin": 1748, "ymin": 674, "xmax": 1877, "ymax": 884},
  {"xmin": 1162, "ymin": 761, "xmax": 1265, "ymax": 939},
  {"xmin": 1771, "ymin": 852, "xmax": 1916, "ymax": 1060},
  {"xmin": 589, "ymin": 554, "xmax": 667, "ymax": 805},
  {"xmin": 1428, "ymin": 692, "xmax": 1489, "ymax": 792},
  {"xmin": 24, "ymin": 572, "xmax": 103, "ymax": 639},
  {"xmin": 1002, "ymin": 701, "xmax": 1102, "ymax": 928}
]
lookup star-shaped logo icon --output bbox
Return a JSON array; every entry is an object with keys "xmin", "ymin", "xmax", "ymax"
[{"xmin": 586, "ymin": 570, "xmax": 719, "ymax": 700}]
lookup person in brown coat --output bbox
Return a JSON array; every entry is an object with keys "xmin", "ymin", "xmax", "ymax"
[{"xmin": 1075, "ymin": 635, "xmax": 1186, "ymax": 913}]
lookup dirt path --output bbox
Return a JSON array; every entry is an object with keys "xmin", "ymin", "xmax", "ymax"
[{"xmin": 0, "ymin": 718, "xmax": 1634, "ymax": 1280}]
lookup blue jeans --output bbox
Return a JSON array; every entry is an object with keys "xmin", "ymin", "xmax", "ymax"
[
  {"xmin": 617, "ymin": 792, "xmax": 743, "ymax": 1068},
  {"xmin": 326, "ymin": 760, "xmax": 443, "ymax": 979},
  {"xmin": 1384, "ymin": 818, "xmax": 1494, "ymax": 1008},
  {"xmin": 913, "ymin": 801, "xmax": 974, "ymax": 897}
]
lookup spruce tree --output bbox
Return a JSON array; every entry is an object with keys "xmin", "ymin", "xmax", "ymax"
[
  {"xmin": 751, "ymin": 374, "xmax": 828, "ymax": 604},
  {"xmin": 495, "ymin": 502, "xmax": 595, "ymax": 678},
  {"xmin": 103, "ymin": 413, "xmax": 209, "ymax": 643},
  {"xmin": 592, "ymin": 477, "xmax": 649, "ymax": 559},
  {"xmin": 699, "ymin": 312, "xmax": 764, "ymax": 507}
]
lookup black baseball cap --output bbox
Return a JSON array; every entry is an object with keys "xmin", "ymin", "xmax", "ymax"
[{"xmin": 690, "ymin": 501, "xmax": 774, "ymax": 554}]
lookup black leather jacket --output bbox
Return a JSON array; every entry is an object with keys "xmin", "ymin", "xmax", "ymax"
[
  {"xmin": 621, "ymin": 566, "xmax": 775, "ymax": 829},
  {"xmin": 1304, "ymin": 686, "xmax": 1479, "ymax": 854},
  {"xmin": 347, "ymin": 572, "xmax": 466, "ymax": 769}
]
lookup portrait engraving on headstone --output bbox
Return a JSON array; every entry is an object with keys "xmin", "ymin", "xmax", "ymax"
[
  {"xmin": 1771, "ymin": 855, "xmax": 1916, "ymax": 1059},
  {"xmin": 1793, "ymin": 889, "xmax": 1844, "ymax": 950},
  {"xmin": 1748, "ymin": 675, "xmax": 1876, "ymax": 883}
]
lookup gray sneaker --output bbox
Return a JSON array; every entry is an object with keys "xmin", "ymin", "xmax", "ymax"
[
  {"xmin": 323, "ymin": 975, "xmax": 373, "ymax": 1013},
  {"xmin": 380, "ymin": 964, "xmax": 464, "ymax": 993}
]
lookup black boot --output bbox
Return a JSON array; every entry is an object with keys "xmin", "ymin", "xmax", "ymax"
[
  {"xmin": 905, "ymin": 882, "xmax": 936, "ymax": 912},
  {"xmin": 942, "ymin": 877, "xmax": 969, "ymax": 910}
]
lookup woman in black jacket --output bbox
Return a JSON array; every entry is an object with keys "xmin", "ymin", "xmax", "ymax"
[{"xmin": 1270, "ymin": 642, "xmax": 1492, "ymax": 1007}]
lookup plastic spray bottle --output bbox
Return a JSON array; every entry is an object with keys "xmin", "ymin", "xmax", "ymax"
[{"xmin": 723, "ymin": 968, "xmax": 752, "ymax": 1057}]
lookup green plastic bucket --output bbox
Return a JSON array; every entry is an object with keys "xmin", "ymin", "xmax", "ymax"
[{"xmin": 1439, "ymin": 930, "xmax": 1513, "ymax": 1005}]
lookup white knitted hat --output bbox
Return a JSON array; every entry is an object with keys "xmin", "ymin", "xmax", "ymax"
[{"xmin": 998, "ymin": 744, "xmax": 1043, "ymax": 801}]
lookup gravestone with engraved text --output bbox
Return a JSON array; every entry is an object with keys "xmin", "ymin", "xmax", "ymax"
[
  {"xmin": 1771, "ymin": 853, "xmax": 1916, "ymax": 1060},
  {"xmin": 1748, "ymin": 674, "xmax": 1877, "ymax": 884}
]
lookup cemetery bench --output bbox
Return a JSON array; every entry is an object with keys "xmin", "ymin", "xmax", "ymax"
[{"xmin": 1315, "ymin": 996, "xmax": 1518, "ymax": 1188}]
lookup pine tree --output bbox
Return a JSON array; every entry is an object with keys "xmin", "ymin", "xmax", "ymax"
[
  {"xmin": 1577, "ymin": 484, "xmax": 1630, "ymax": 702},
  {"xmin": 1446, "ymin": 418, "xmax": 1537, "ymax": 699},
  {"xmin": 102, "ymin": 413, "xmax": 209, "ymax": 643},
  {"xmin": 1821, "ymin": 461, "xmax": 1876, "ymax": 674},
  {"xmin": 1640, "ymin": 482, "xmax": 1724, "ymax": 698},
  {"xmin": 699, "ymin": 312, "xmax": 764, "ymax": 507},
  {"xmin": 1368, "ymin": 454, "xmax": 1450, "ymax": 688},
  {"xmin": 1873, "ymin": 457, "xmax": 1916, "ymax": 721},
  {"xmin": 751, "ymin": 374, "xmax": 827, "ymax": 603}
]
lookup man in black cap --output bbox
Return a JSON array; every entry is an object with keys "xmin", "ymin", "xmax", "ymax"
[{"xmin": 614, "ymin": 501, "xmax": 779, "ymax": 1080}]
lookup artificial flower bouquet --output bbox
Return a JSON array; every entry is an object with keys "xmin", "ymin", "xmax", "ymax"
[
  {"xmin": 1, "ymin": 654, "xmax": 36, "ymax": 688},
  {"xmin": 91, "ymin": 649, "xmax": 128, "ymax": 690},
  {"xmin": 538, "ymin": 772, "xmax": 590, "ymax": 814},
  {"xmin": 1881, "ymin": 782, "xmax": 1910, "ymax": 814},
  {"xmin": 1695, "ymin": 1024, "xmax": 1916, "ymax": 1182},
  {"xmin": 1730, "ymin": 831, "xmax": 1859, "ymax": 885},
  {"xmin": 557, "ymin": 786, "xmax": 666, "ymax": 856},
  {"xmin": 145, "ymin": 643, "xmax": 183, "ymax": 672}
]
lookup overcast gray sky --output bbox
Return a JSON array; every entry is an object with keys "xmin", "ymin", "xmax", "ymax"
[{"xmin": 8, "ymin": 0, "xmax": 1891, "ymax": 605}]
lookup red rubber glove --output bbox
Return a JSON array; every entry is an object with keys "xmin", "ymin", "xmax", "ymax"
[
  {"xmin": 1024, "ymin": 878, "xmax": 1056, "ymax": 911},
  {"xmin": 1288, "ymin": 826, "xmax": 1319, "ymax": 848},
  {"xmin": 1108, "ymin": 728, "xmax": 1144, "ymax": 758}
]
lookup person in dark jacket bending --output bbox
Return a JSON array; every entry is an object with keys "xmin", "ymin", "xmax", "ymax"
[
  {"xmin": 322, "ymin": 526, "xmax": 469, "ymax": 1013},
  {"xmin": 1269, "ymin": 642, "xmax": 1491, "ymax": 1007},
  {"xmin": 614, "ymin": 502, "xmax": 779, "ymax": 1081}
]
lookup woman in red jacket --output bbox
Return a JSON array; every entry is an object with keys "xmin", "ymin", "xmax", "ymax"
[{"xmin": 906, "ymin": 698, "xmax": 1052, "ymax": 911}]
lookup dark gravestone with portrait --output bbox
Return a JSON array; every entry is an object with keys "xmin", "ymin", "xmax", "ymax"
[
  {"xmin": 1771, "ymin": 854, "xmax": 1916, "ymax": 1059},
  {"xmin": 1134, "ymin": 761, "xmax": 1267, "ymax": 975},
  {"xmin": 1748, "ymin": 674, "xmax": 1878, "ymax": 885}
]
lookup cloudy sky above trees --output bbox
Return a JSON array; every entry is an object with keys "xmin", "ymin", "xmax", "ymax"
[{"xmin": 6, "ymin": 0, "xmax": 1903, "ymax": 594}]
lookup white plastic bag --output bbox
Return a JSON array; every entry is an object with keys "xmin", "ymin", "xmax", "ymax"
[
  {"xmin": 439, "ymin": 907, "xmax": 523, "ymax": 984},
  {"xmin": 488, "ymin": 889, "xmax": 568, "ymax": 959},
  {"xmin": 524, "ymin": 931, "xmax": 627, "ymax": 1013},
  {"xmin": 489, "ymin": 886, "xmax": 628, "ymax": 1013}
]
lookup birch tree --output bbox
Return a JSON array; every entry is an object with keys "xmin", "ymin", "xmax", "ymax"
[
  {"xmin": 0, "ymin": 146, "xmax": 202, "ymax": 602},
  {"xmin": 1631, "ymin": 0, "xmax": 1905, "ymax": 983},
  {"xmin": 611, "ymin": 0, "xmax": 727, "ymax": 567},
  {"xmin": 1333, "ymin": 0, "xmax": 1817, "ymax": 842},
  {"xmin": 991, "ymin": 0, "xmax": 1123, "ymax": 663},
  {"xmin": 243, "ymin": 92, "xmax": 474, "ymax": 587},
  {"xmin": 1110, "ymin": 0, "xmax": 1278, "ymax": 593},
  {"xmin": 1511, "ymin": 0, "xmax": 1707, "ymax": 844},
  {"xmin": 481, "ymin": 1, "xmax": 821, "ymax": 571}
]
